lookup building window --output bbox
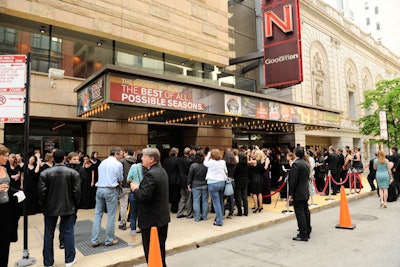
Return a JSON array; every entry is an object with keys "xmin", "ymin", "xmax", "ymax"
[
  {"xmin": 375, "ymin": 6, "xmax": 379, "ymax": 14},
  {"xmin": 366, "ymin": 17, "xmax": 370, "ymax": 25},
  {"xmin": 376, "ymin": 22, "xmax": 380, "ymax": 30},
  {"xmin": 348, "ymin": 91, "xmax": 356, "ymax": 119}
]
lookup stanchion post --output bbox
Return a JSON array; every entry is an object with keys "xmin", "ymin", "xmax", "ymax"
[
  {"xmin": 15, "ymin": 53, "xmax": 36, "ymax": 267},
  {"xmin": 309, "ymin": 178, "xmax": 318, "ymax": 207},
  {"xmin": 325, "ymin": 170, "xmax": 335, "ymax": 201}
]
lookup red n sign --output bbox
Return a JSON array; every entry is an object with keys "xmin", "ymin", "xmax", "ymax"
[
  {"xmin": 265, "ymin": 5, "xmax": 293, "ymax": 38},
  {"xmin": 262, "ymin": 0, "xmax": 302, "ymax": 88}
]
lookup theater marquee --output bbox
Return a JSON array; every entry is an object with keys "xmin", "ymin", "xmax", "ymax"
[{"xmin": 263, "ymin": 0, "xmax": 303, "ymax": 88}]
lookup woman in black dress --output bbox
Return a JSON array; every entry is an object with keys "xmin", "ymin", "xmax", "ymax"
[
  {"xmin": 24, "ymin": 155, "xmax": 41, "ymax": 215},
  {"xmin": 81, "ymin": 155, "xmax": 95, "ymax": 209},
  {"xmin": 249, "ymin": 150, "xmax": 266, "ymax": 213},
  {"xmin": 90, "ymin": 151, "xmax": 101, "ymax": 208}
]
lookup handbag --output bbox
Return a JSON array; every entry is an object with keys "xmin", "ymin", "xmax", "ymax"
[{"xmin": 224, "ymin": 178, "xmax": 234, "ymax": 196}]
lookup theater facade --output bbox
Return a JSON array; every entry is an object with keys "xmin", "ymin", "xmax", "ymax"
[{"xmin": 1, "ymin": 0, "xmax": 400, "ymax": 161}]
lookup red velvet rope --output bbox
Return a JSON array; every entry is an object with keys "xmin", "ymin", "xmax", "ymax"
[
  {"xmin": 262, "ymin": 180, "xmax": 287, "ymax": 198},
  {"xmin": 352, "ymin": 172, "xmax": 363, "ymax": 193},
  {"xmin": 312, "ymin": 177, "xmax": 330, "ymax": 194},
  {"xmin": 329, "ymin": 172, "xmax": 350, "ymax": 186}
]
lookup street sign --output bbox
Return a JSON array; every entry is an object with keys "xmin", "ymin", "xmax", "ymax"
[{"xmin": 0, "ymin": 55, "xmax": 26, "ymax": 123}]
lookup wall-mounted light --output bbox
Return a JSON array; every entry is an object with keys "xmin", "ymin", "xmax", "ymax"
[
  {"xmin": 39, "ymin": 26, "xmax": 46, "ymax": 33},
  {"xmin": 143, "ymin": 53, "xmax": 148, "ymax": 57},
  {"xmin": 96, "ymin": 41, "xmax": 103, "ymax": 46},
  {"xmin": 48, "ymin": 68, "xmax": 65, "ymax": 88}
]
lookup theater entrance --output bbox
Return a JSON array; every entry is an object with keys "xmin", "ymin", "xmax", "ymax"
[{"xmin": 148, "ymin": 124, "xmax": 186, "ymax": 161}]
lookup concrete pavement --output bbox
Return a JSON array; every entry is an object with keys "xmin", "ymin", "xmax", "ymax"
[{"xmin": 9, "ymin": 176, "xmax": 376, "ymax": 267}]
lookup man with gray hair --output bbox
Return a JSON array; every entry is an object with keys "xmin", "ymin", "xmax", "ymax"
[
  {"xmin": 130, "ymin": 148, "xmax": 170, "ymax": 267},
  {"xmin": 91, "ymin": 147, "xmax": 123, "ymax": 247}
]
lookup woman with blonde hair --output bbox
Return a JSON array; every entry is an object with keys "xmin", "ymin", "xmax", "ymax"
[
  {"xmin": 7, "ymin": 153, "xmax": 22, "ymax": 190},
  {"xmin": 249, "ymin": 149, "xmax": 265, "ymax": 212},
  {"xmin": 373, "ymin": 150, "xmax": 394, "ymax": 208}
]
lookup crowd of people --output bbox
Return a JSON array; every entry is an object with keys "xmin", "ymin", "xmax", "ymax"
[{"xmin": 1, "ymin": 142, "xmax": 399, "ymax": 266}]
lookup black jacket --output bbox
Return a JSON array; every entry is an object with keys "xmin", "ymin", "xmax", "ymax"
[
  {"xmin": 178, "ymin": 156, "xmax": 193, "ymax": 188},
  {"xmin": 163, "ymin": 156, "xmax": 180, "ymax": 184},
  {"xmin": 326, "ymin": 152, "xmax": 340, "ymax": 175},
  {"xmin": 38, "ymin": 164, "xmax": 81, "ymax": 216},
  {"xmin": 289, "ymin": 158, "xmax": 310, "ymax": 201},
  {"xmin": 187, "ymin": 162, "xmax": 207, "ymax": 189},
  {"xmin": 133, "ymin": 164, "xmax": 170, "ymax": 229},
  {"xmin": 121, "ymin": 156, "xmax": 136, "ymax": 188}
]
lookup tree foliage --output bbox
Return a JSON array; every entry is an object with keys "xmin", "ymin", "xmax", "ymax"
[{"xmin": 359, "ymin": 78, "xmax": 400, "ymax": 147}]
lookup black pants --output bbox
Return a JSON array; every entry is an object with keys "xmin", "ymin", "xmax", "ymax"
[
  {"xmin": 169, "ymin": 184, "xmax": 180, "ymax": 213},
  {"xmin": 0, "ymin": 239, "xmax": 10, "ymax": 267},
  {"xmin": 367, "ymin": 172, "xmax": 376, "ymax": 190},
  {"xmin": 293, "ymin": 200, "xmax": 311, "ymax": 238},
  {"xmin": 330, "ymin": 172, "xmax": 340, "ymax": 193},
  {"xmin": 141, "ymin": 224, "xmax": 168, "ymax": 267}
]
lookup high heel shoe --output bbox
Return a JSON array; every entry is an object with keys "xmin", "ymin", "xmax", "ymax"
[
  {"xmin": 258, "ymin": 207, "xmax": 263, "ymax": 212},
  {"xmin": 252, "ymin": 207, "xmax": 259, "ymax": 213}
]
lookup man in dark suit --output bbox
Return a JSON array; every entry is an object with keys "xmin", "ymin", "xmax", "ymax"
[
  {"xmin": 289, "ymin": 146, "xmax": 311, "ymax": 242},
  {"xmin": 163, "ymin": 147, "xmax": 180, "ymax": 213},
  {"xmin": 325, "ymin": 146, "xmax": 341, "ymax": 195},
  {"xmin": 130, "ymin": 148, "xmax": 170, "ymax": 267},
  {"xmin": 389, "ymin": 146, "xmax": 400, "ymax": 194}
]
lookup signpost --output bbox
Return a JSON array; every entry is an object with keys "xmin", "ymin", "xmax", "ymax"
[{"xmin": 0, "ymin": 54, "xmax": 36, "ymax": 266}]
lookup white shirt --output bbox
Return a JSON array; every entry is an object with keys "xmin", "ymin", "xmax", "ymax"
[
  {"xmin": 96, "ymin": 156, "xmax": 123, "ymax": 187},
  {"xmin": 204, "ymin": 157, "xmax": 227, "ymax": 183}
]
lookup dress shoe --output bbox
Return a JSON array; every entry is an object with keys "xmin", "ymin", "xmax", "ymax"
[
  {"xmin": 292, "ymin": 236, "xmax": 308, "ymax": 241},
  {"xmin": 59, "ymin": 242, "xmax": 65, "ymax": 249},
  {"xmin": 213, "ymin": 222, "xmax": 223, "ymax": 226}
]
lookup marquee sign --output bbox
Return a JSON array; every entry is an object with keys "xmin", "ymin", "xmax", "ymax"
[{"xmin": 262, "ymin": 0, "xmax": 303, "ymax": 88}]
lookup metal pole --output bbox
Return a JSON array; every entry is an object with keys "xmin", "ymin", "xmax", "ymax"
[
  {"xmin": 15, "ymin": 53, "xmax": 36, "ymax": 267},
  {"xmin": 325, "ymin": 170, "xmax": 335, "ymax": 201}
]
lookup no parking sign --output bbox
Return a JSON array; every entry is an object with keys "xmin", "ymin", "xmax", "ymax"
[{"xmin": 0, "ymin": 55, "xmax": 26, "ymax": 123}]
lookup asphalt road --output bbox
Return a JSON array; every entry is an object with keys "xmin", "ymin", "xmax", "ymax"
[{"xmin": 137, "ymin": 194, "xmax": 400, "ymax": 267}]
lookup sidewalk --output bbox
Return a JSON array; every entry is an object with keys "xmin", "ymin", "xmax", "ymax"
[{"xmin": 10, "ymin": 176, "xmax": 375, "ymax": 267}]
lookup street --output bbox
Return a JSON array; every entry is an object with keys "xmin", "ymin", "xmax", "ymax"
[{"xmin": 137, "ymin": 194, "xmax": 400, "ymax": 267}]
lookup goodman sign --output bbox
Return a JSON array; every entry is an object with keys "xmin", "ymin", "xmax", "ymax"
[{"xmin": 263, "ymin": 0, "xmax": 303, "ymax": 88}]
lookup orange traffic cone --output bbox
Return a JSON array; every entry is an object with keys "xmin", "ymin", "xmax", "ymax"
[
  {"xmin": 335, "ymin": 186, "xmax": 356, "ymax": 230},
  {"xmin": 148, "ymin": 226, "xmax": 162, "ymax": 267}
]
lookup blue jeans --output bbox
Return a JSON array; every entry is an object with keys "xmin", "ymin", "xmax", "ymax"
[
  {"xmin": 129, "ymin": 192, "xmax": 138, "ymax": 235},
  {"xmin": 43, "ymin": 214, "xmax": 75, "ymax": 266},
  {"xmin": 192, "ymin": 185, "xmax": 209, "ymax": 221},
  {"xmin": 208, "ymin": 181, "xmax": 225, "ymax": 225},
  {"xmin": 91, "ymin": 187, "xmax": 118, "ymax": 245}
]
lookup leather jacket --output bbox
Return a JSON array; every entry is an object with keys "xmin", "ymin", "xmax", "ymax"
[{"xmin": 38, "ymin": 164, "xmax": 81, "ymax": 216}]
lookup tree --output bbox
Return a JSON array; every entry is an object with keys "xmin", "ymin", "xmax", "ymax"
[{"xmin": 359, "ymin": 78, "xmax": 400, "ymax": 147}]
